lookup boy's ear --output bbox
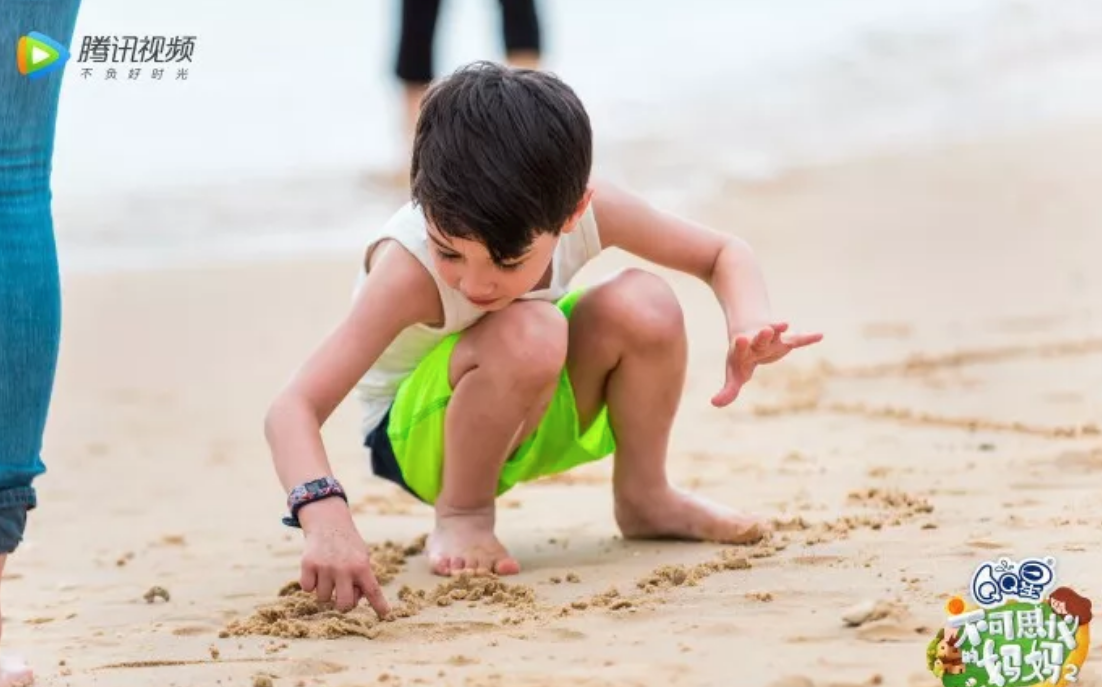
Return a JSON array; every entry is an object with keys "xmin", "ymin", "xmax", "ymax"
[{"xmin": 559, "ymin": 185, "xmax": 595, "ymax": 235}]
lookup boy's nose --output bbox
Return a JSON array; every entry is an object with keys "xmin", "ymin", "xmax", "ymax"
[{"xmin": 461, "ymin": 281, "xmax": 495, "ymax": 298}]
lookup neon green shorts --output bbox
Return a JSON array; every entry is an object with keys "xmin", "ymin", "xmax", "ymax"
[{"xmin": 365, "ymin": 289, "xmax": 617, "ymax": 504}]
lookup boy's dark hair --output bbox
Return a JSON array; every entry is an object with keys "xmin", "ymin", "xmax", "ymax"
[{"xmin": 410, "ymin": 61, "xmax": 593, "ymax": 264}]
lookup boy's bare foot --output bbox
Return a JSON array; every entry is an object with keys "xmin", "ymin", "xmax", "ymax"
[
  {"xmin": 615, "ymin": 486, "xmax": 769, "ymax": 545},
  {"xmin": 0, "ymin": 657, "xmax": 34, "ymax": 687},
  {"xmin": 428, "ymin": 508, "xmax": 521, "ymax": 577}
]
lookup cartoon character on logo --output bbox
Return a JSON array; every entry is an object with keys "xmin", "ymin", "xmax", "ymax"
[
  {"xmin": 933, "ymin": 628, "xmax": 967, "ymax": 676},
  {"xmin": 1048, "ymin": 588, "xmax": 1093, "ymax": 628},
  {"xmin": 927, "ymin": 557, "xmax": 1092, "ymax": 687}
]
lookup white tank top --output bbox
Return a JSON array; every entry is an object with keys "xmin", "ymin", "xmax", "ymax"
[{"xmin": 352, "ymin": 200, "xmax": 604, "ymax": 436}]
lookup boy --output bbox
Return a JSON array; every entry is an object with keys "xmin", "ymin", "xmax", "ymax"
[{"xmin": 264, "ymin": 62, "xmax": 822, "ymax": 619}]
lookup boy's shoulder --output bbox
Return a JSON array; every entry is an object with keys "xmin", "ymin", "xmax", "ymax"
[
  {"xmin": 355, "ymin": 207, "xmax": 446, "ymax": 331},
  {"xmin": 374, "ymin": 200, "xmax": 430, "ymax": 243},
  {"xmin": 361, "ymin": 202, "xmax": 432, "ymax": 271}
]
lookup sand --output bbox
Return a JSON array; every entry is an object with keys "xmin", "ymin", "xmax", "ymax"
[{"xmin": 6, "ymin": 118, "xmax": 1102, "ymax": 687}]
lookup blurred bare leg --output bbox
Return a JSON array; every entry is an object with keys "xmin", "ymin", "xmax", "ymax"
[
  {"xmin": 506, "ymin": 50, "xmax": 540, "ymax": 70},
  {"xmin": 0, "ymin": 556, "xmax": 34, "ymax": 687}
]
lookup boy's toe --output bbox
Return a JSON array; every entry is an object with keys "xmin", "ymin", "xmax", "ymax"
[
  {"xmin": 429, "ymin": 554, "xmax": 452, "ymax": 576},
  {"xmin": 468, "ymin": 554, "xmax": 497, "ymax": 576},
  {"xmin": 493, "ymin": 556, "xmax": 521, "ymax": 576}
]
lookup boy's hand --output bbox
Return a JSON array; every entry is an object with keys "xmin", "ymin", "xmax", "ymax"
[
  {"xmin": 298, "ymin": 500, "xmax": 391, "ymax": 618},
  {"xmin": 712, "ymin": 322, "xmax": 823, "ymax": 408}
]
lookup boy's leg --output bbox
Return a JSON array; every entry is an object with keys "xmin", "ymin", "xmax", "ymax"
[
  {"xmin": 429, "ymin": 300, "xmax": 567, "ymax": 576},
  {"xmin": 566, "ymin": 269, "xmax": 767, "ymax": 544}
]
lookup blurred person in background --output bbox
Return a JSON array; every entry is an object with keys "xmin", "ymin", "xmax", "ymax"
[
  {"xmin": 393, "ymin": 0, "xmax": 542, "ymax": 179},
  {"xmin": 0, "ymin": 1, "xmax": 83, "ymax": 685}
]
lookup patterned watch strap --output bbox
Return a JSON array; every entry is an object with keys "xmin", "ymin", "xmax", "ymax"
[{"xmin": 282, "ymin": 476, "xmax": 348, "ymax": 528}]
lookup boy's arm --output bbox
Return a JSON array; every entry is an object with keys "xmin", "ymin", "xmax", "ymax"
[
  {"xmin": 265, "ymin": 240, "xmax": 441, "ymax": 521},
  {"xmin": 591, "ymin": 180, "xmax": 821, "ymax": 405},
  {"xmin": 265, "ymin": 241, "xmax": 441, "ymax": 616},
  {"xmin": 591, "ymin": 180, "xmax": 771, "ymax": 337}
]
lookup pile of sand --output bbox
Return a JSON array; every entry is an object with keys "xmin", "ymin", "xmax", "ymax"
[
  {"xmin": 769, "ymin": 486, "xmax": 937, "ymax": 547},
  {"xmin": 225, "ymin": 538, "xmax": 769, "ymax": 638},
  {"xmin": 845, "ymin": 487, "xmax": 933, "ymax": 518},
  {"xmin": 224, "ymin": 540, "xmax": 540, "ymax": 640},
  {"xmin": 224, "ymin": 535, "xmax": 430, "ymax": 639},
  {"xmin": 369, "ymin": 535, "xmax": 428, "ymax": 585},
  {"xmin": 398, "ymin": 573, "xmax": 539, "ymax": 627},
  {"xmin": 558, "ymin": 549, "xmax": 756, "ymax": 617},
  {"xmin": 635, "ymin": 549, "xmax": 754, "ymax": 594}
]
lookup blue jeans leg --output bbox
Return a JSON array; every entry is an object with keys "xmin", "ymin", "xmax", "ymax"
[{"xmin": 0, "ymin": 0, "xmax": 83, "ymax": 554}]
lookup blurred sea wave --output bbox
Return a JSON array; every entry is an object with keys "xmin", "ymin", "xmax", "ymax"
[{"xmin": 48, "ymin": 0, "xmax": 1102, "ymax": 272}]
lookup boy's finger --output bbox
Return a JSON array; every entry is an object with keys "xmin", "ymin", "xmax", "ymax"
[
  {"xmin": 711, "ymin": 385, "xmax": 738, "ymax": 408},
  {"xmin": 782, "ymin": 332, "xmax": 824, "ymax": 348},
  {"xmin": 753, "ymin": 327, "xmax": 775, "ymax": 349},
  {"xmin": 315, "ymin": 573, "xmax": 335, "ymax": 604},
  {"xmin": 734, "ymin": 336, "xmax": 752, "ymax": 357},
  {"xmin": 333, "ymin": 574, "xmax": 359, "ymax": 613},
  {"xmin": 358, "ymin": 571, "xmax": 392, "ymax": 619},
  {"xmin": 712, "ymin": 356, "xmax": 735, "ymax": 406},
  {"xmin": 711, "ymin": 371, "xmax": 741, "ymax": 408},
  {"xmin": 300, "ymin": 564, "xmax": 318, "ymax": 593}
]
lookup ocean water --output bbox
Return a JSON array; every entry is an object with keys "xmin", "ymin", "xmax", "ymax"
[{"xmin": 44, "ymin": 0, "xmax": 1102, "ymax": 271}]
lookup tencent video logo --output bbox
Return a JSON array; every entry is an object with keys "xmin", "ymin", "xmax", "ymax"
[{"xmin": 16, "ymin": 32, "xmax": 70, "ymax": 79}]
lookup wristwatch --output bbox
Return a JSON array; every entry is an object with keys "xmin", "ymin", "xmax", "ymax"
[{"xmin": 282, "ymin": 476, "xmax": 348, "ymax": 528}]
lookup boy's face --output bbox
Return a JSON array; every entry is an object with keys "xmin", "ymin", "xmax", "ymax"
[
  {"xmin": 426, "ymin": 188, "xmax": 594, "ymax": 311},
  {"xmin": 426, "ymin": 225, "xmax": 565, "ymax": 311}
]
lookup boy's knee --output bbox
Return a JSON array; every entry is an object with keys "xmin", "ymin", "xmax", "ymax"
[
  {"xmin": 487, "ymin": 301, "xmax": 568, "ymax": 388},
  {"xmin": 602, "ymin": 269, "xmax": 684, "ymax": 347}
]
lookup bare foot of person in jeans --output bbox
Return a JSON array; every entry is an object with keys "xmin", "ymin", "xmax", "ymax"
[{"xmin": 0, "ymin": 555, "xmax": 34, "ymax": 687}]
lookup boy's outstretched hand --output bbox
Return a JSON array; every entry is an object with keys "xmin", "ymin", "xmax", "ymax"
[{"xmin": 711, "ymin": 322, "xmax": 823, "ymax": 408}]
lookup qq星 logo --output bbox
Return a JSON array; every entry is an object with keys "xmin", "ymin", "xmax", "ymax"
[
  {"xmin": 16, "ymin": 31, "xmax": 70, "ymax": 79},
  {"xmin": 972, "ymin": 558, "xmax": 1058, "ymax": 609},
  {"xmin": 927, "ymin": 555, "xmax": 1092, "ymax": 686}
]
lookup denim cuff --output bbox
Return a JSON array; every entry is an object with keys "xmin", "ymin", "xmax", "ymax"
[
  {"xmin": 0, "ymin": 487, "xmax": 36, "ymax": 554},
  {"xmin": 0, "ymin": 506, "xmax": 30, "ymax": 554},
  {"xmin": 0, "ymin": 486, "xmax": 37, "ymax": 510}
]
